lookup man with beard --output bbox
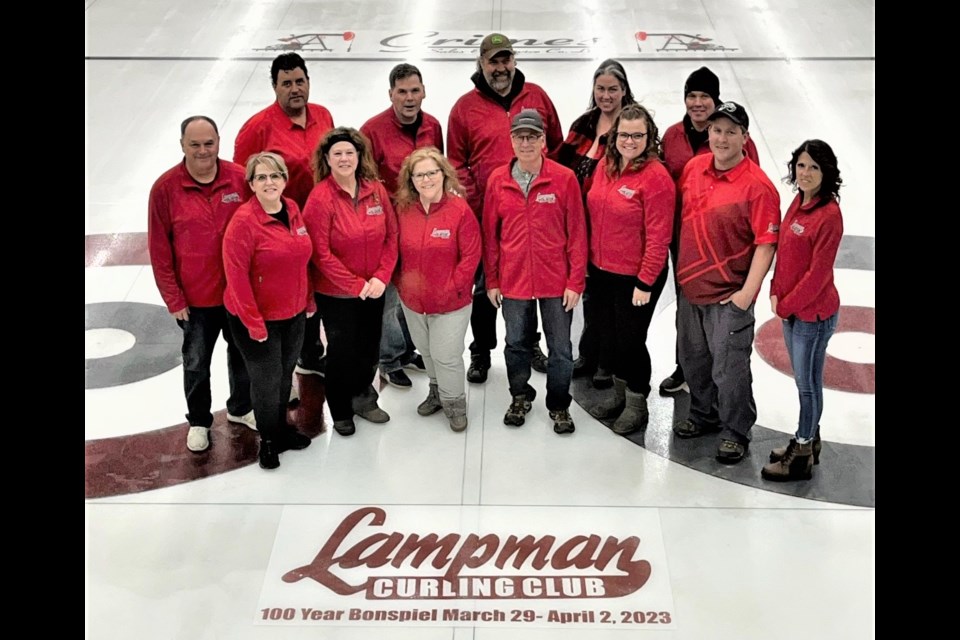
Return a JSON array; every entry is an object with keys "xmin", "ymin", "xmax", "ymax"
[{"xmin": 447, "ymin": 33, "xmax": 563, "ymax": 384}]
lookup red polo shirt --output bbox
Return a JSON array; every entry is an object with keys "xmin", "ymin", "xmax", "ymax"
[
  {"xmin": 677, "ymin": 154, "xmax": 780, "ymax": 304},
  {"xmin": 233, "ymin": 101, "xmax": 334, "ymax": 209}
]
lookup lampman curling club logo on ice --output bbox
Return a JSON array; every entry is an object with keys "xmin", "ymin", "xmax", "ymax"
[{"xmin": 282, "ymin": 506, "xmax": 652, "ymax": 600}]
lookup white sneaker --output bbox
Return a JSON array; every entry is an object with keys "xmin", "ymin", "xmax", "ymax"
[
  {"xmin": 227, "ymin": 410, "xmax": 258, "ymax": 431},
  {"xmin": 186, "ymin": 426, "xmax": 210, "ymax": 452}
]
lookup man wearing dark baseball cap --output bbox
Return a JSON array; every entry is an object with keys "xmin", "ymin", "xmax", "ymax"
[
  {"xmin": 447, "ymin": 33, "xmax": 564, "ymax": 385},
  {"xmin": 672, "ymin": 100, "xmax": 781, "ymax": 465},
  {"xmin": 658, "ymin": 69, "xmax": 760, "ymax": 398},
  {"xmin": 481, "ymin": 108, "xmax": 586, "ymax": 435}
]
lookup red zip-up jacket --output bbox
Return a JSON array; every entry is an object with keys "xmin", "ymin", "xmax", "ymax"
[
  {"xmin": 770, "ymin": 195, "xmax": 843, "ymax": 321},
  {"xmin": 482, "ymin": 158, "xmax": 587, "ymax": 299},
  {"xmin": 586, "ymin": 157, "xmax": 675, "ymax": 288},
  {"xmin": 148, "ymin": 160, "xmax": 248, "ymax": 312},
  {"xmin": 395, "ymin": 193, "xmax": 481, "ymax": 315},
  {"xmin": 360, "ymin": 108, "xmax": 444, "ymax": 196},
  {"xmin": 302, "ymin": 176, "xmax": 399, "ymax": 297},
  {"xmin": 222, "ymin": 197, "xmax": 314, "ymax": 341},
  {"xmin": 233, "ymin": 102, "xmax": 334, "ymax": 209},
  {"xmin": 447, "ymin": 71, "xmax": 563, "ymax": 218}
]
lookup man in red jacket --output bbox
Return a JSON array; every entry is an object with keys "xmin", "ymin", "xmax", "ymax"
[
  {"xmin": 658, "ymin": 67, "xmax": 761, "ymax": 397},
  {"xmin": 671, "ymin": 102, "xmax": 780, "ymax": 464},
  {"xmin": 233, "ymin": 53, "xmax": 335, "ymax": 381},
  {"xmin": 483, "ymin": 110, "xmax": 587, "ymax": 435},
  {"xmin": 148, "ymin": 115, "xmax": 254, "ymax": 453},
  {"xmin": 448, "ymin": 33, "xmax": 563, "ymax": 384},
  {"xmin": 361, "ymin": 63, "xmax": 442, "ymax": 388}
]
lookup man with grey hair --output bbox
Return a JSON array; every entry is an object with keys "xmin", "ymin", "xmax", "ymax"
[{"xmin": 447, "ymin": 33, "xmax": 563, "ymax": 384}]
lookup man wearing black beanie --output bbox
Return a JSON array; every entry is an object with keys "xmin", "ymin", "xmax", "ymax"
[{"xmin": 658, "ymin": 67, "xmax": 760, "ymax": 396}]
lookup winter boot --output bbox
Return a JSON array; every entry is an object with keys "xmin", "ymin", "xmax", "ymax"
[
  {"xmin": 611, "ymin": 389, "xmax": 649, "ymax": 435},
  {"xmin": 761, "ymin": 439, "xmax": 814, "ymax": 481},
  {"xmin": 589, "ymin": 377, "xmax": 626, "ymax": 419},
  {"xmin": 417, "ymin": 382, "xmax": 443, "ymax": 416},
  {"xmin": 442, "ymin": 396, "xmax": 468, "ymax": 432}
]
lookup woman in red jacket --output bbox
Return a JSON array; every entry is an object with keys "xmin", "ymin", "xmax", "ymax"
[
  {"xmin": 585, "ymin": 104, "xmax": 675, "ymax": 435},
  {"xmin": 393, "ymin": 147, "xmax": 481, "ymax": 432},
  {"xmin": 763, "ymin": 140, "xmax": 844, "ymax": 482},
  {"xmin": 223, "ymin": 152, "xmax": 314, "ymax": 470},
  {"xmin": 303, "ymin": 128, "xmax": 398, "ymax": 436}
]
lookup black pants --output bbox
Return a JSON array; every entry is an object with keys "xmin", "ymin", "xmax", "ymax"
[
  {"xmin": 299, "ymin": 294, "xmax": 326, "ymax": 365},
  {"xmin": 178, "ymin": 306, "xmax": 251, "ymax": 427},
  {"xmin": 317, "ymin": 294, "xmax": 385, "ymax": 420},
  {"xmin": 469, "ymin": 264, "xmax": 498, "ymax": 361},
  {"xmin": 227, "ymin": 312, "xmax": 305, "ymax": 442},
  {"xmin": 586, "ymin": 264, "xmax": 668, "ymax": 395}
]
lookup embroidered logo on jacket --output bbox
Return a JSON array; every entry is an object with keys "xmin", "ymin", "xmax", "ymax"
[
  {"xmin": 617, "ymin": 186, "xmax": 636, "ymax": 199},
  {"xmin": 367, "ymin": 205, "xmax": 384, "ymax": 216},
  {"xmin": 297, "ymin": 226, "xmax": 309, "ymax": 236},
  {"xmin": 767, "ymin": 222, "xmax": 780, "ymax": 233},
  {"xmin": 790, "ymin": 221, "xmax": 805, "ymax": 235},
  {"xmin": 535, "ymin": 193, "xmax": 557, "ymax": 204},
  {"xmin": 221, "ymin": 192, "xmax": 241, "ymax": 203},
  {"xmin": 430, "ymin": 228, "xmax": 451, "ymax": 239}
]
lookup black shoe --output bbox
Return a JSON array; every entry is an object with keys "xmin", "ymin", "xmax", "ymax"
[
  {"xmin": 381, "ymin": 369, "xmax": 413, "ymax": 388},
  {"xmin": 531, "ymin": 343, "xmax": 548, "ymax": 374},
  {"xmin": 333, "ymin": 419, "xmax": 356, "ymax": 436},
  {"xmin": 550, "ymin": 408, "xmax": 576, "ymax": 434},
  {"xmin": 673, "ymin": 418, "xmax": 722, "ymax": 439},
  {"xmin": 658, "ymin": 366, "xmax": 686, "ymax": 396},
  {"xmin": 277, "ymin": 427, "xmax": 312, "ymax": 452},
  {"xmin": 258, "ymin": 440, "xmax": 280, "ymax": 470},
  {"xmin": 467, "ymin": 356, "xmax": 490, "ymax": 383},
  {"xmin": 592, "ymin": 367, "xmax": 613, "ymax": 389},
  {"xmin": 403, "ymin": 353, "xmax": 427, "ymax": 373},
  {"xmin": 716, "ymin": 439, "xmax": 748, "ymax": 464},
  {"xmin": 572, "ymin": 356, "xmax": 596, "ymax": 378},
  {"xmin": 295, "ymin": 356, "xmax": 327, "ymax": 377}
]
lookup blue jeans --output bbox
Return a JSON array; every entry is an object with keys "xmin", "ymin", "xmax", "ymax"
[
  {"xmin": 782, "ymin": 312, "xmax": 839, "ymax": 441},
  {"xmin": 501, "ymin": 297, "xmax": 573, "ymax": 411},
  {"xmin": 178, "ymin": 306, "xmax": 252, "ymax": 427},
  {"xmin": 379, "ymin": 283, "xmax": 417, "ymax": 374}
]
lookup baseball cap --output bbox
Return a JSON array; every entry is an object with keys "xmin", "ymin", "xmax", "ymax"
[
  {"xmin": 510, "ymin": 109, "xmax": 544, "ymax": 134},
  {"xmin": 480, "ymin": 33, "xmax": 514, "ymax": 61},
  {"xmin": 707, "ymin": 101, "xmax": 749, "ymax": 129}
]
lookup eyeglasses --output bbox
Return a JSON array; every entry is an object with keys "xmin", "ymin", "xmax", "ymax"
[
  {"xmin": 412, "ymin": 169, "xmax": 442, "ymax": 182},
  {"xmin": 253, "ymin": 172, "xmax": 285, "ymax": 183},
  {"xmin": 616, "ymin": 132, "xmax": 648, "ymax": 142},
  {"xmin": 511, "ymin": 134, "xmax": 543, "ymax": 144}
]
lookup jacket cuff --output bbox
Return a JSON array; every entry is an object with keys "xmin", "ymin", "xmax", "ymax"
[{"xmin": 635, "ymin": 278, "xmax": 653, "ymax": 293}]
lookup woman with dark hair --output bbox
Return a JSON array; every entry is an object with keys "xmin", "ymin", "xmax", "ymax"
[
  {"xmin": 302, "ymin": 127, "xmax": 398, "ymax": 436},
  {"xmin": 551, "ymin": 58, "xmax": 637, "ymax": 384},
  {"xmin": 583, "ymin": 104, "xmax": 675, "ymax": 435},
  {"xmin": 763, "ymin": 139, "xmax": 844, "ymax": 482},
  {"xmin": 393, "ymin": 147, "xmax": 481, "ymax": 432},
  {"xmin": 223, "ymin": 151, "xmax": 314, "ymax": 470}
]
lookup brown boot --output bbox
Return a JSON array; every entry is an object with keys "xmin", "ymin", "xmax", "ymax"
[
  {"xmin": 761, "ymin": 439, "xmax": 814, "ymax": 481},
  {"xmin": 770, "ymin": 435, "xmax": 822, "ymax": 464}
]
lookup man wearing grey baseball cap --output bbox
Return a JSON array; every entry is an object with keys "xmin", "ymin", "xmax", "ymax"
[
  {"xmin": 671, "ymin": 101, "xmax": 780, "ymax": 464},
  {"xmin": 447, "ymin": 33, "xmax": 564, "ymax": 385},
  {"xmin": 481, "ymin": 109, "xmax": 586, "ymax": 435}
]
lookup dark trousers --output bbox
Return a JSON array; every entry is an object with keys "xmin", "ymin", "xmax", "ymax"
[
  {"xmin": 677, "ymin": 293, "xmax": 757, "ymax": 445},
  {"xmin": 587, "ymin": 264, "xmax": 668, "ymax": 395},
  {"xmin": 299, "ymin": 295, "xmax": 326, "ymax": 365},
  {"xmin": 576, "ymin": 289, "xmax": 598, "ymax": 368},
  {"xmin": 178, "ymin": 306, "xmax": 252, "ymax": 428},
  {"xmin": 501, "ymin": 297, "xmax": 573, "ymax": 411},
  {"xmin": 469, "ymin": 264, "xmax": 498, "ymax": 362},
  {"xmin": 317, "ymin": 294, "xmax": 385, "ymax": 421},
  {"xmin": 668, "ymin": 213, "xmax": 683, "ymax": 375},
  {"xmin": 227, "ymin": 312, "xmax": 305, "ymax": 441}
]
